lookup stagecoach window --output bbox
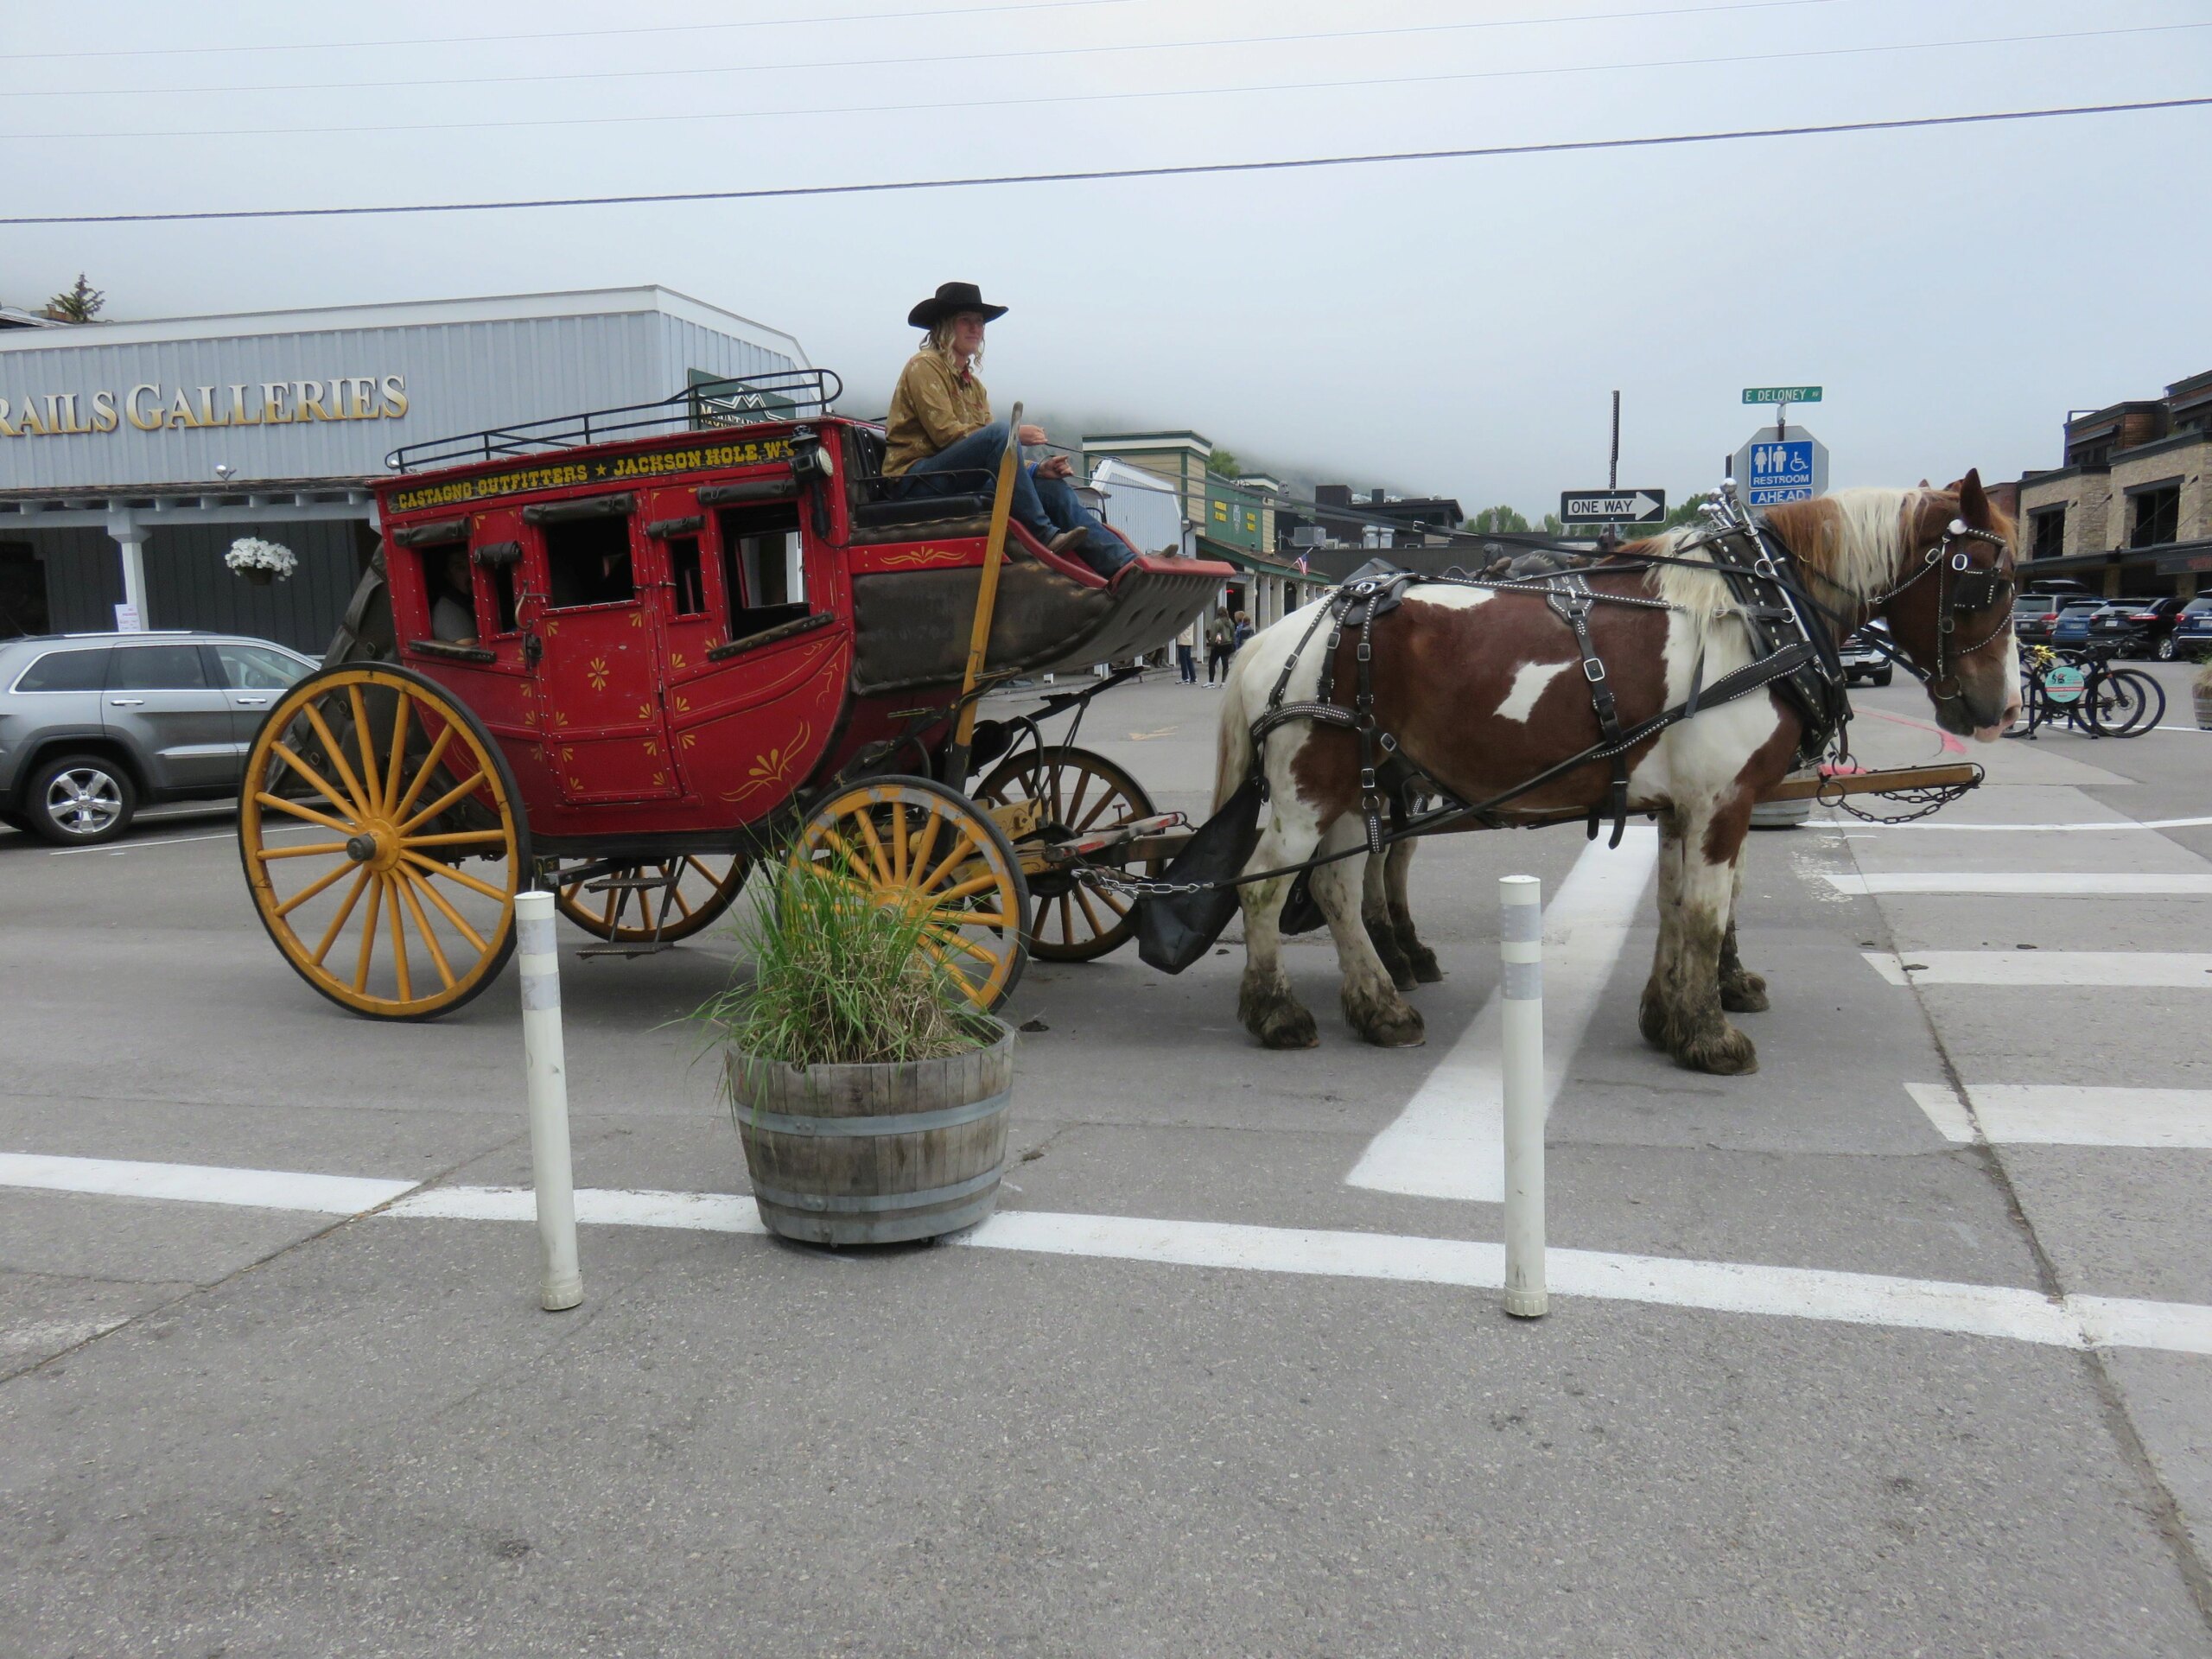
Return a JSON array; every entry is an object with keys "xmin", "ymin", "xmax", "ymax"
[
  {"xmin": 715, "ymin": 504, "xmax": 809, "ymax": 642},
  {"xmin": 416, "ymin": 542, "xmax": 479, "ymax": 643},
  {"xmin": 669, "ymin": 537, "xmax": 707, "ymax": 617},
  {"xmin": 544, "ymin": 517, "xmax": 637, "ymax": 609}
]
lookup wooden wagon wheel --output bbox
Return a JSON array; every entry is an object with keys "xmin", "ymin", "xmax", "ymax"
[
  {"xmin": 794, "ymin": 776, "xmax": 1030, "ymax": 1010},
  {"xmin": 238, "ymin": 664, "xmax": 527, "ymax": 1020},
  {"xmin": 974, "ymin": 745, "xmax": 1155, "ymax": 962},
  {"xmin": 554, "ymin": 855, "xmax": 750, "ymax": 944}
]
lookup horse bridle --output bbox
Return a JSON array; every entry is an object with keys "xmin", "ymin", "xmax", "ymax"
[{"xmin": 1797, "ymin": 516, "xmax": 2015, "ymax": 705}]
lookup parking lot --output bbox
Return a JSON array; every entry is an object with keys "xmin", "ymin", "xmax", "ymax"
[{"xmin": 3, "ymin": 663, "xmax": 2209, "ymax": 1656}]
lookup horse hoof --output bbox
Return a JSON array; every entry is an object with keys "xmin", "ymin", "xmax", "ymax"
[
  {"xmin": 1675, "ymin": 1024, "xmax": 1758, "ymax": 1076},
  {"xmin": 1638, "ymin": 984, "xmax": 1677, "ymax": 1048},
  {"xmin": 1242, "ymin": 986, "xmax": 1319, "ymax": 1050},
  {"xmin": 1347, "ymin": 995, "xmax": 1426, "ymax": 1048},
  {"xmin": 1719, "ymin": 973, "xmax": 1770, "ymax": 1014},
  {"xmin": 1406, "ymin": 944, "xmax": 1444, "ymax": 984}
]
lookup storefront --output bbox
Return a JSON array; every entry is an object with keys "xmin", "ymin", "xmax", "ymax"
[{"xmin": 0, "ymin": 288, "xmax": 807, "ymax": 652}]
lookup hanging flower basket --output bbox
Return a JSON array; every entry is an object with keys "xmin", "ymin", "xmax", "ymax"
[{"xmin": 226, "ymin": 537, "xmax": 296, "ymax": 586}]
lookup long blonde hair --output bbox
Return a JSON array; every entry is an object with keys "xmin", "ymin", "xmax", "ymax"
[{"xmin": 925, "ymin": 318, "xmax": 982, "ymax": 374}]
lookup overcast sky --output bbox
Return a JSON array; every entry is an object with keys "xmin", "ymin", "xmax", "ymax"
[{"xmin": 6, "ymin": 0, "xmax": 2209, "ymax": 516}]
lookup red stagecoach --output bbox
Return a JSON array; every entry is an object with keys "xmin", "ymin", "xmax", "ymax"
[{"xmin": 238, "ymin": 371, "xmax": 1232, "ymax": 1018}]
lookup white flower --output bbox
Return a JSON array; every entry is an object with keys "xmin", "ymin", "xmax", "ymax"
[{"xmin": 225, "ymin": 537, "xmax": 297, "ymax": 578}]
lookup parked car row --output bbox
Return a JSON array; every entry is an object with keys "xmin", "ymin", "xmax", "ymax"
[
  {"xmin": 0, "ymin": 631, "xmax": 317, "ymax": 846},
  {"xmin": 2013, "ymin": 596, "xmax": 2198, "ymax": 659}
]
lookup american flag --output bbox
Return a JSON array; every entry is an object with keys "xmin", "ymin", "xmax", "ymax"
[{"xmin": 1294, "ymin": 554, "xmax": 1309, "ymax": 575}]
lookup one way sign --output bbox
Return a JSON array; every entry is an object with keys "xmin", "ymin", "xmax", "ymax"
[{"xmin": 1559, "ymin": 488, "xmax": 1667, "ymax": 525}]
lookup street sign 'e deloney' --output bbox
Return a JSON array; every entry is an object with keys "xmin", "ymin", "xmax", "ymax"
[
  {"xmin": 1743, "ymin": 386, "xmax": 1822, "ymax": 405},
  {"xmin": 1560, "ymin": 488, "xmax": 1666, "ymax": 524}
]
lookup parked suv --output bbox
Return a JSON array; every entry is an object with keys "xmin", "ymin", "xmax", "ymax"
[
  {"xmin": 1839, "ymin": 620, "xmax": 1893, "ymax": 687},
  {"xmin": 2012, "ymin": 591, "xmax": 2077, "ymax": 646},
  {"xmin": 2050, "ymin": 600, "xmax": 2114, "ymax": 650},
  {"xmin": 2090, "ymin": 595, "xmax": 2191, "ymax": 660},
  {"xmin": 2172, "ymin": 595, "xmax": 2212, "ymax": 659},
  {"xmin": 0, "ymin": 632, "xmax": 316, "ymax": 845}
]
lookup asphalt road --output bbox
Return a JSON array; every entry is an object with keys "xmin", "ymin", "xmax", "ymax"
[{"xmin": 2, "ymin": 661, "xmax": 2209, "ymax": 1656}]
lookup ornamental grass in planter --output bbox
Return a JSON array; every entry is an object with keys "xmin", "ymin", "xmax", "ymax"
[{"xmin": 696, "ymin": 860, "xmax": 1012, "ymax": 1246}]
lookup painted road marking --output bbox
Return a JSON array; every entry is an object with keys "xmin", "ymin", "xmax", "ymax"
[
  {"xmin": 1908, "ymin": 1082, "xmax": 2212, "ymax": 1148},
  {"xmin": 1827, "ymin": 872, "xmax": 2212, "ymax": 897},
  {"xmin": 1810, "ymin": 815, "xmax": 2212, "ymax": 833},
  {"xmin": 8, "ymin": 1153, "xmax": 2212, "ymax": 1356},
  {"xmin": 1345, "ymin": 826, "xmax": 1658, "ymax": 1204},
  {"xmin": 1867, "ymin": 950, "xmax": 2212, "ymax": 988},
  {"xmin": 0, "ymin": 1152, "xmax": 417, "ymax": 1214}
]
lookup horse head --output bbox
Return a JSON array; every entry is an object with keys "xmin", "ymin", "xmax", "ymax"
[
  {"xmin": 1766, "ymin": 472, "xmax": 2019, "ymax": 741},
  {"xmin": 1878, "ymin": 470, "xmax": 2020, "ymax": 741}
]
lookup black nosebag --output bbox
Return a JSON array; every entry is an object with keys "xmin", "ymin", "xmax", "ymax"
[{"xmin": 1135, "ymin": 776, "xmax": 1263, "ymax": 973}]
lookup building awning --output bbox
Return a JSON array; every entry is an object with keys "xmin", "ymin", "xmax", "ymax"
[
  {"xmin": 0, "ymin": 476, "xmax": 378, "ymax": 530},
  {"xmin": 1196, "ymin": 536, "xmax": 1306, "ymax": 580}
]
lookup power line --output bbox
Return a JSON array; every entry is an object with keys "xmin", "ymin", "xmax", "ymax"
[
  {"xmin": 3, "ymin": 0, "xmax": 1154, "ymax": 61},
  {"xmin": 0, "ymin": 0, "xmax": 1847, "ymax": 99},
  {"xmin": 8, "ymin": 95, "xmax": 2205, "ymax": 227},
  {"xmin": 10, "ymin": 21, "xmax": 2194, "ymax": 143}
]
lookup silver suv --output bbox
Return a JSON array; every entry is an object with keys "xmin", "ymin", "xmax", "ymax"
[{"xmin": 0, "ymin": 632, "xmax": 317, "ymax": 845}]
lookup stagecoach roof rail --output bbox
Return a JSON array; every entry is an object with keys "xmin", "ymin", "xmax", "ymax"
[{"xmin": 383, "ymin": 368, "xmax": 844, "ymax": 475}]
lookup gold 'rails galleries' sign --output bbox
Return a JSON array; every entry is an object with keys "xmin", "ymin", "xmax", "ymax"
[
  {"xmin": 0, "ymin": 376, "xmax": 409, "ymax": 439},
  {"xmin": 388, "ymin": 436, "xmax": 794, "ymax": 513}
]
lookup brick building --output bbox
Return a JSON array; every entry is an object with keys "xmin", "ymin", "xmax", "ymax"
[{"xmin": 2014, "ymin": 371, "xmax": 2212, "ymax": 596}]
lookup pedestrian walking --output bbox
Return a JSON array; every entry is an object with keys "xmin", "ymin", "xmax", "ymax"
[
  {"xmin": 1176, "ymin": 617, "xmax": 1198, "ymax": 684},
  {"xmin": 1205, "ymin": 612, "xmax": 1235, "ymax": 685}
]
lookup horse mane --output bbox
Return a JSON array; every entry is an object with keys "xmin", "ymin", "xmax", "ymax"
[{"xmin": 1632, "ymin": 488, "xmax": 1936, "ymax": 653}]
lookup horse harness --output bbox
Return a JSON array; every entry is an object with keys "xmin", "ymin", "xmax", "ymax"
[{"xmin": 1243, "ymin": 497, "xmax": 1985, "ymax": 852}]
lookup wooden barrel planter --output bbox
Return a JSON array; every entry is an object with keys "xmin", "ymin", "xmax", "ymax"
[{"xmin": 725, "ymin": 1020, "xmax": 1014, "ymax": 1246}]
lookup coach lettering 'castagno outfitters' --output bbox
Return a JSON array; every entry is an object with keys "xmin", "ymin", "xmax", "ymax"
[{"xmin": 0, "ymin": 374, "xmax": 408, "ymax": 438}]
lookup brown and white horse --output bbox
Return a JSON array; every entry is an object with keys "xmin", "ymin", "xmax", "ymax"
[{"xmin": 1215, "ymin": 473, "xmax": 2019, "ymax": 1074}]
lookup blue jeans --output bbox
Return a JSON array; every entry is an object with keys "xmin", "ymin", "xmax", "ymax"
[{"xmin": 892, "ymin": 421, "xmax": 1135, "ymax": 577}]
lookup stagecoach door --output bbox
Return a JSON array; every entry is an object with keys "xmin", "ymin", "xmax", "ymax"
[{"xmin": 518, "ymin": 493, "xmax": 683, "ymax": 804}]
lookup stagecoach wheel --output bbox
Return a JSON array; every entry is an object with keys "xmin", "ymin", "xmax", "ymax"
[
  {"xmin": 794, "ymin": 776, "xmax": 1030, "ymax": 1010},
  {"xmin": 554, "ymin": 855, "xmax": 750, "ymax": 943},
  {"xmin": 975, "ymin": 746, "xmax": 1156, "ymax": 963},
  {"xmin": 238, "ymin": 664, "xmax": 527, "ymax": 1020}
]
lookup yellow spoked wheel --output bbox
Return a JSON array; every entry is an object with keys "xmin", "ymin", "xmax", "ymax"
[
  {"xmin": 238, "ymin": 664, "xmax": 527, "ymax": 1020},
  {"xmin": 974, "ymin": 745, "xmax": 1155, "ymax": 963},
  {"xmin": 794, "ymin": 776, "xmax": 1030, "ymax": 1010},
  {"xmin": 555, "ymin": 855, "xmax": 750, "ymax": 944}
]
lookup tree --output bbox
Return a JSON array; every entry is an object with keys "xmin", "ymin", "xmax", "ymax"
[
  {"xmin": 1205, "ymin": 447, "xmax": 1243, "ymax": 478},
  {"xmin": 1464, "ymin": 505, "xmax": 1531, "ymax": 535},
  {"xmin": 41, "ymin": 275, "xmax": 105, "ymax": 323}
]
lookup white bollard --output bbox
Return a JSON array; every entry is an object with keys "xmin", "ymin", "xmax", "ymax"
[
  {"xmin": 515, "ymin": 889, "xmax": 583, "ymax": 1312},
  {"xmin": 1499, "ymin": 874, "xmax": 1548, "ymax": 1319}
]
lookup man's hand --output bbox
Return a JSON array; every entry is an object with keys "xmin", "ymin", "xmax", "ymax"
[
  {"xmin": 1036, "ymin": 454, "xmax": 1074, "ymax": 480},
  {"xmin": 1016, "ymin": 423, "xmax": 1048, "ymax": 447}
]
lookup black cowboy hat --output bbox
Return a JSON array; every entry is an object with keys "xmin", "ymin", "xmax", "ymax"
[{"xmin": 907, "ymin": 281, "xmax": 1007, "ymax": 329}]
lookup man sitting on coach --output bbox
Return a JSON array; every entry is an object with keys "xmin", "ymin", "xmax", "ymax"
[{"xmin": 882, "ymin": 282, "xmax": 1135, "ymax": 579}]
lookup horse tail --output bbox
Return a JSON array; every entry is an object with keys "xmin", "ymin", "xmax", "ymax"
[{"xmin": 1214, "ymin": 644, "xmax": 1255, "ymax": 812}]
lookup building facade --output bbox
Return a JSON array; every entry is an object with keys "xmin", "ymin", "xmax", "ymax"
[
  {"xmin": 0, "ymin": 288, "xmax": 807, "ymax": 651},
  {"xmin": 2014, "ymin": 371, "xmax": 2212, "ymax": 596}
]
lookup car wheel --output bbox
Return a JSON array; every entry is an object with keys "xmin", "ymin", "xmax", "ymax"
[
  {"xmin": 24, "ymin": 753, "xmax": 137, "ymax": 847},
  {"xmin": 2157, "ymin": 635, "xmax": 2177, "ymax": 661},
  {"xmin": 1873, "ymin": 668, "xmax": 1893, "ymax": 687}
]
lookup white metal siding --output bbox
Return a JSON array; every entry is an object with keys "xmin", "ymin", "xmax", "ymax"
[{"xmin": 0, "ymin": 306, "xmax": 803, "ymax": 492}]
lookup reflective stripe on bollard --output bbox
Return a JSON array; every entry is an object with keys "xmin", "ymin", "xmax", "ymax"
[
  {"xmin": 1500, "ymin": 874, "xmax": 1548, "ymax": 1319},
  {"xmin": 516, "ymin": 889, "xmax": 583, "ymax": 1313}
]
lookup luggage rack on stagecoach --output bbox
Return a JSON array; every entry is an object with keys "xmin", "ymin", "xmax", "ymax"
[{"xmin": 384, "ymin": 369, "xmax": 845, "ymax": 473}]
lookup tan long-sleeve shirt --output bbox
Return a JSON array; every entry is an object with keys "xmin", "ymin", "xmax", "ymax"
[{"xmin": 883, "ymin": 350, "xmax": 992, "ymax": 476}]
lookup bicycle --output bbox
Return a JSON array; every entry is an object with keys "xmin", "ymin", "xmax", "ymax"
[{"xmin": 2013, "ymin": 643, "xmax": 2164, "ymax": 739}]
